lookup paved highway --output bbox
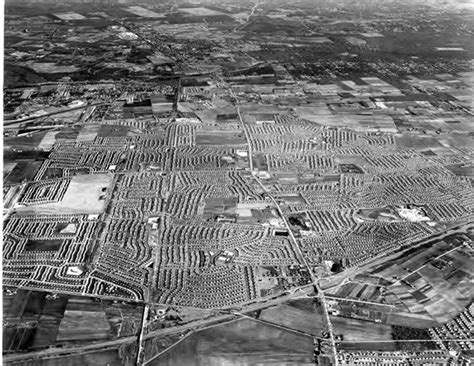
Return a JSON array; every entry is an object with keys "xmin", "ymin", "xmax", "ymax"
[
  {"xmin": 214, "ymin": 74, "xmax": 340, "ymax": 364},
  {"xmin": 251, "ymin": 175, "xmax": 339, "ymax": 365},
  {"xmin": 4, "ymin": 102, "xmax": 105, "ymax": 127},
  {"xmin": 217, "ymin": 75, "xmax": 254, "ymax": 171}
]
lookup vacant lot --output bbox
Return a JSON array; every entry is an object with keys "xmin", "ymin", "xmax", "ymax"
[
  {"xmin": 3, "ymin": 162, "xmax": 17, "ymax": 177},
  {"xmin": 252, "ymin": 154, "xmax": 268, "ymax": 170},
  {"xmin": 97, "ymin": 124, "xmax": 134, "ymax": 138},
  {"xmin": 38, "ymin": 131, "xmax": 59, "ymax": 150},
  {"xmin": 196, "ymin": 130, "xmax": 246, "ymax": 146},
  {"xmin": 16, "ymin": 174, "xmax": 113, "ymax": 215},
  {"xmin": 55, "ymin": 127, "xmax": 80, "ymax": 140},
  {"xmin": 76, "ymin": 125, "xmax": 100, "ymax": 142},
  {"xmin": 4, "ymin": 131, "xmax": 47, "ymax": 149},
  {"xmin": 25, "ymin": 239, "xmax": 63, "ymax": 252},
  {"xmin": 202, "ymin": 197, "xmax": 237, "ymax": 219},
  {"xmin": 355, "ymin": 206, "xmax": 400, "ymax": 222}
]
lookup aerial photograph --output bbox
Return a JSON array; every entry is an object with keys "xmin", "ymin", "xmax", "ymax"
[{"xmin": 2, "ymin": 0, "xmax": 473, "ymax": 365}]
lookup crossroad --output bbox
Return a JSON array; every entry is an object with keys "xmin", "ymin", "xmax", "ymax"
[
  {"xmin": 219, "ymin": 70, "xmax": 339, "ymax": 365},
  {"xmin": 252, "ymin": 176, "xmax": 340, "ymax": 365}
]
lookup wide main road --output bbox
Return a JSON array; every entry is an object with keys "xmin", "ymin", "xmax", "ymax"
[
  {"xmin": 217, "ymin": 74, "xmax": 254, "ymax": 172},
  {"xmin": 251, "ymin": 175, "xmax": 339, "ymax": 365},
  {"xmin": 219, "ymin": 71, "xmax": 339, "ymax": 364},
  {"xmin": 4, "ymin": 101, "xmax": 106, "ymax": 127}
]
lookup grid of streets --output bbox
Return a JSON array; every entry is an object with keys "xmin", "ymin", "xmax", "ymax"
[{"xmin": 3, "ymin": 0, "xmax": 474, "ymax": 365}]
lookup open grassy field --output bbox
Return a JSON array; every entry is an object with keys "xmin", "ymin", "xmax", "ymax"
[
  {"xmin": 3, "ymin": 162, "xmax": 17, "ymax": 178},
  {"xmin": 25, "ymin": 239, "xmax": 63, "ymax": 252},
  {"xmin": 295, "ymin": 105, "xmax": 338, "ymax": 126},
  {"xmin": 37, "ymin": 131, "xmax": 59, "ymax": 150},
  {"xmin": 4, "ymin": 161, "xmax": 43, "ymax": 185},
  {"xmin": 395, "ymin": 133, "xmax": 444, "ymax": 149},
  {"xmin": 97, "ymin": 124, "xmax": 138, "ymax": 138},
  {"xmin": 259, "ymin": 300, "xmax": 325, "ymax": 335},
  {"xmin": 332, "ymin": 316, "xmax": 393, "ymax": 342},
  {"xmin": 202, "ymin": 197, "xmax": 238, "ymax": 219},
  {"xmin": 355, "ymin": 206, "xmax": 400, "ymax": 222},
  {"xmin": 76, "ymin": 125, "xmax": 100, "ymax": 142},
  {"xmin": 150, "ymin": 318, "xmax": 314, "ymax": 366},
  {"xmin": 33, "ymin": 317, "xmax": 62, "ymax": 349},
  {"xmin": 143, "ymin": 334, "xmax": 186, "ymax": 363},
  {"xmin": 252, "ymin": 154, "xmax": 268, "ymax": 170},
  {"xmin": 6, "ymin": 349, "xmax": 124, "ymax": 366},
  {"xmin": 337, "ymin": 341, "xmax": 397, "ymax": 351},
  {"xmin": 55, "ymin": 127, "xmax": 80, "ymax": 140},
  {"xmin": 259, "ymin": 299, "xmax": 393, "ymax": 342},
  {"xmin": 56, "ymin": 310, "xmax": 111, "ymax": 342}
]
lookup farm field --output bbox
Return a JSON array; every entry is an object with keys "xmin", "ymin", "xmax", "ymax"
[
  {"xmin": 3, "ymin": 289, "xmax": 143, "ymax": 355},
  {"xmin": 6, "ymin": 349, "xmax": 125, "ymax": 366},
  {"xmin": 149, "ymin": 318, "xmax": 314, "ymax": 366},
  {"xmin": 331, "ymin": 317, "xmax": 393, "ymax": 342},
  {"xmin": 259, "ymin": 300, "xmax": 325, "ymax": 335},
  {"xmin": 259, "ymin": 299, "xmax": 393, "ymax": 342},
  {"xmin": 179, "ymin": 7, "xmax": 225, "ymax": 17},
  {"xmin": 4, "ymin": 161, "xmax": 43, "ymax": 185}
]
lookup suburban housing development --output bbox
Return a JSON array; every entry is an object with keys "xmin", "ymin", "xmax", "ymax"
[{"xmin": 2, "ymin": 0, "xmax": 473, "ymax": 365}]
